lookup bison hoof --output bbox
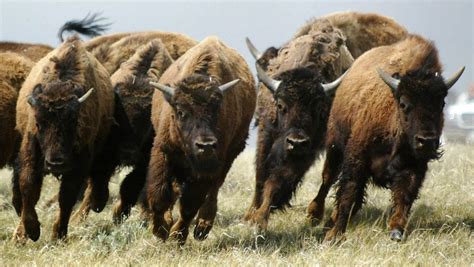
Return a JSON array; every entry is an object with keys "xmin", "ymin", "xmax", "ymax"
[
  {"xmin": 152, "ymin": 225, "xmax": 169, "ymax": 241},
  {"xmin": 193, "ymin": 220, "xmax": 213, "ymax": 241},
  {"xmin": 24, "ymin": 220, "xmax": 41, "ymax": 241},
  {"xmin": 389, "ymin": 229, "xmax": 403, "ymax": 242},
  {"xmin": 323, "ymin": 228, "xmax": 344, "ymax": 244}
]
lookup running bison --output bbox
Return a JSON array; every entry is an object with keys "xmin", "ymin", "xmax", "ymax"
[
  {"xmin": 147, "ymin": 36, "xmax": 256, "ymax": 244},
  {"xmin": 73, "ymin": 39, "xmax": 174, "ymax": 223},
  {"xmin": 13, "ymin": 36, "xmax": 115, "ymax": 241},
  {"xmin": 307, "ymin": 35, "xmax": 464, "ymax": 242}
]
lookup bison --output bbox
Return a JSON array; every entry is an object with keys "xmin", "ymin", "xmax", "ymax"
[
  {"xmin": 13, "ymin": 36, "xmax": 116, "ymax": 241},
  {"xmin": 73, "ymin": 39, "xmax": 174, "ymax": 223},
  {"xmin": 147, "ymin": 36, "xmax": 256, "ymax": 244},
  {"xmin": 0, "ymin": 42, "xmax": 52, "ymax": 62},
  {"xmin": 0, "ymin": 52, "xmax": 34, "ymax": 214},
  {"xmin": 307, "ymin": 34, "xmax": 464, "ymax": 242}
]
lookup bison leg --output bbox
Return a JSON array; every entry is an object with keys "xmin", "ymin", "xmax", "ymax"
[
  {"xmin": 249, "ymin": 178, "xmax": 280, "ymax": 231},
  {"xmin": 193, "ymin": 180, "xmax": 223, "ymax": 241},
  {"xmin": 148, "ymin": 148, "xmax": 175, "ymax": 241},
  {"xmin": 52, "ymin": 177, "xmax": 84, "ymax": 240},
  {"xmin": 307, "ymin": 144, "xmax": 343, "ymax": 226},
  {"xmin": 11, "ymin": 162, "xmax": 22, "ymax": 216},
  {"xmin": 388, "ymin": 171, "xmax": 424, "ymax": 241},
  {"xmin": 170, "ymin": 181, "xmax": 211, "ymax": 245},
  {"xmin": 113, "ymin": 158, "xmax": 148, "ymax": 224},
  {"xmin": 14, "ymin": 136, "xmax": 43, "ymax": 242},
  {"xmin": 324, "ymin": 163, "xmax": 367, "ymax": 243},
  {"xmin": 244, "ymin": 127, "xmax": 272, "ymax": 221}
]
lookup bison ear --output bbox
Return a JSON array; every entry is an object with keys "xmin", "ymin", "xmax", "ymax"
[
  {"xmin": 444, "ymin": 66, "xmax": 465, "ymax": 90},
  {"xmin": 256, "ymin": 64, "xmax": 281, "ymax": 93},
  {"xmin": 150, "ymin": 81, "xmax": 175, "ymax": 103},
  {"xmin": 377, "ymin": 68, "xmax": 400, "ymax": 94},
  {"xmin": 321, "ymin": 69, "xmax": 348, "ymax": 96},
  {"xmin": 28, "ymin": 84, "xmax": 43, "ymax": 107},
  {"xmin": 218, "ymin": 79, "xmax": 240, "ymax": 93}
]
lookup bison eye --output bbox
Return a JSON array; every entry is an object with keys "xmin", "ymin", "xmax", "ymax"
[
  {"xmin": 177, "ymin": 110, "xmax": 186, "ymax": 120},
  {"xmin": 277, "ymin": 102, "xmax": 287, "ymax": 113}
]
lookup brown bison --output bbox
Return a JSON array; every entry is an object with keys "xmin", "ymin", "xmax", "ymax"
[
  {"xmin": 0, "ymin": 52, "xmax": 34, "ymax": 214},
  {"xmin": 13, "ymin": 36, "xmax": 116, "ymax": 241},
  {"xmin": 0, "ymin": 52, "xmax": 33, "ymax": 168},
  {"xmin": 89, "ymin": 31, "xmax": 197, "ymax": 74},
  {"xmin": 74, "ymin": 39, "xmax": 174, "ymax": 223},
  {"xmin": 82, "ymin": 31, "xmax": 196, "ymax": 75},
  {"xmin": 147, "ymin": 36, "xmax": 256, "ymax": 244},
  {"xmin": 307, "ymin": 35, "xmax": 464, "ymax": 242},
  {"xmin": 0, "ymin": 42, "xmax": 52, "ymax": 62}
]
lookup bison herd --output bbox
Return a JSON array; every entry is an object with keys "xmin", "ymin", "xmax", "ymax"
[{"xmin": 0, "ymin": 11, "xmax": 464, "ymax": 245}]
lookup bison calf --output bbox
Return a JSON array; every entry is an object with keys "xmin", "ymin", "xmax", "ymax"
[
  {"xmin": 147, "ymin": 36, "xmax": 256, "ymax": 244},
  {"xmin": 308, "ymin": 35, "xmax": 464, "ymax": 242}
]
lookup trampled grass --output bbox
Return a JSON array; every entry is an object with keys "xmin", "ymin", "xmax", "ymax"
[{"xmin": 0, "ymin": 144, "xmax": 472, "ymax": 266}]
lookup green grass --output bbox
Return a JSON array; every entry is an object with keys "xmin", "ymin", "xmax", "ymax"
[{"xmin": 0, "ymin": 144, "xmax": 472, "ymax": 266}]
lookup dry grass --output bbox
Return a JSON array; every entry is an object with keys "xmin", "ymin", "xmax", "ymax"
[{"xmin": 0, "ymin": 144, "xmax": 472, "ymax": 266}]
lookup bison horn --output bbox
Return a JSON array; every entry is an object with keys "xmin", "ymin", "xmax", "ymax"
[
  {"xmin": 377, "ymin": 68, "xmax": 400, "ymax": 93},
  {"xmin": 321, "ymin": 69, "xmax": 348, "ymax": 95},
  {"xmin": 218, "ymin": 79, "xmax": 240, "ymax": 93},
  {"xmin": 78, "ymin": 88, "xmax": 94, "ymax": 103},
  {"xmin": 245, "ymin": 37, "xmax": 262, "ymax": 60},
  {"xmin": 256, "ymin": 64, "xmax": 281, "ymax": 93},
  {"xmin": 445, "ymin": 66, "xmax": 465, "ymax": 90},
  {"xmin": 150, "ymin": 81, "xmax": 175, "ymax": 98}
]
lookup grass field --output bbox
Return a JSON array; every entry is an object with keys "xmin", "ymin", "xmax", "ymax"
[{"xmin": 0, "ymin": 144, "xmax": 472, "ymax": 266}]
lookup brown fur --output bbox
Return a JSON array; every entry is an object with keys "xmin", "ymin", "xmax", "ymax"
[
  {"xmin": 0, "ymin": 52, "xmax": 33, "ymax": 167},
  {"xmin": 86, "ymin": 31, "xmax": 197, "ymax": 74},
  {"xmin": 294, "ymin": 12, "xmax": 408, "ymax": 59},
  {"xmin": 0, "ymin": 42, "xmax": 53, "ymax": 62},
  {"xmin": 14, "ymin": 36, "xmax": 115, "ymax": 241},
  {"xmin": 307, "ymin": 35, "xmax": 451, "ymax": 242},
  {"xmin": 147, "ymin": 36, "xmax": 256, "ymax": 244}
]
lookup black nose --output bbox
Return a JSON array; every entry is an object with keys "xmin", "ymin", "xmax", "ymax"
[
  {"xmin": 415, "ymin": 134, "xmax": 438, "ymax": 149},
  {"xmin": 286, "ymin": 135, "xmax": 310, "ymax": 151},
  {"xmin": 194, "ymin": 137, "xmax": 217, "ymax": 154},
  {"xmin": 46, "ymin": 155, "xmax": 65, "ymax": 167}
]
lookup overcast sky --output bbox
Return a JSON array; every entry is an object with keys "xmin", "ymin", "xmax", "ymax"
[{"xmin": 1, "ymin": 0, "xmax": 472, "ymax": 145}]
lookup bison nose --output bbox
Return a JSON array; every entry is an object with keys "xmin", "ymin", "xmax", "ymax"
[
  {"xmin": 194, "ymin": 136, "xmax": 218, "ymax": 154},
  {"xmin": 286, "ymin": 135, "xmax": 310, "ymax": 151},
  {"xmin": 414, "ymin": 134, "xmax": 438, "ymax": 149}
]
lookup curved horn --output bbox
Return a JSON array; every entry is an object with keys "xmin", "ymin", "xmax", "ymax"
[
  {"xmin": 256, "ymin": 64, "xmax": 281, "ymax": 93},
  {"xmin": 218, "ymin": 79, "xmax": 240, "ymax": 93},
  {"xmin": 78, "ymin": 88, "xmax": 94, "ymax": 103},
  {"xmin": 445, "ymin": 66, "xmax": 465, "ymax": 89},
  {"xmin": 150, "ymin": 81, "xmax": 175, "ymax": 98},
  {"xmin": 377, "ymin": 68, "xmax": 400, "ymax": 93},
  {"xmin": 321, "ymin": 69, "xmax": 348, "ymax": 95},
  {"xmin": 245, "ymin": 37, "xmax": 262, "ymax": 60}
]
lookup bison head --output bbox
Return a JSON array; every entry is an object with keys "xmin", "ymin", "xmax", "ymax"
[
  {"xmin": 257, "ymin": 64, "xmax": 345, "ymax": 158},
  {"xmin": 377, "ymin": 66, "xmax": 464, "ymax": 160},
  {"xmin": 151, "ymin": 74, "xmax": 239, "ymax": 174},
  {"xmin": 28, "ymin": 81, "xmax": 94, "ymax": 175}
]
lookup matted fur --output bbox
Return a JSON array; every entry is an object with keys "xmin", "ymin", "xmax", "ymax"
[
  {"xmin": 0, "ymin": 42, "xmax": 53, "ymax": 62},
  {"xmin": 0, "ymin": 52, "xmax": 34, "ymax": 167},
  {"xmin": 293, "ymin": 11, "xmax": 408, "ymax": 59},
  {"xmin": 16, "ymin": 36, "xmax": 114, "ymax": 151}
]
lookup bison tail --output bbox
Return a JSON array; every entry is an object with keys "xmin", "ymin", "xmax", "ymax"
[{"xmin": 57, "ymin": 12, "xmax": 111, "ymax": 42}]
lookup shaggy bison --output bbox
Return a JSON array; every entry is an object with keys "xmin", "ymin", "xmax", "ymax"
[
  {"xmin": 73, "ymin": 39, "xmax": 174, "ymax": 223},
  {"xmin": 13, "ymin": 36, "xmax": 116, "ymax": 241},
  {"xmin": 147, "ymin": 36, "xmax": 256, "ymax": 244},
  {"xmin": 307, "ymin": 35, "xmax": 464, "ymax": 242}
]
